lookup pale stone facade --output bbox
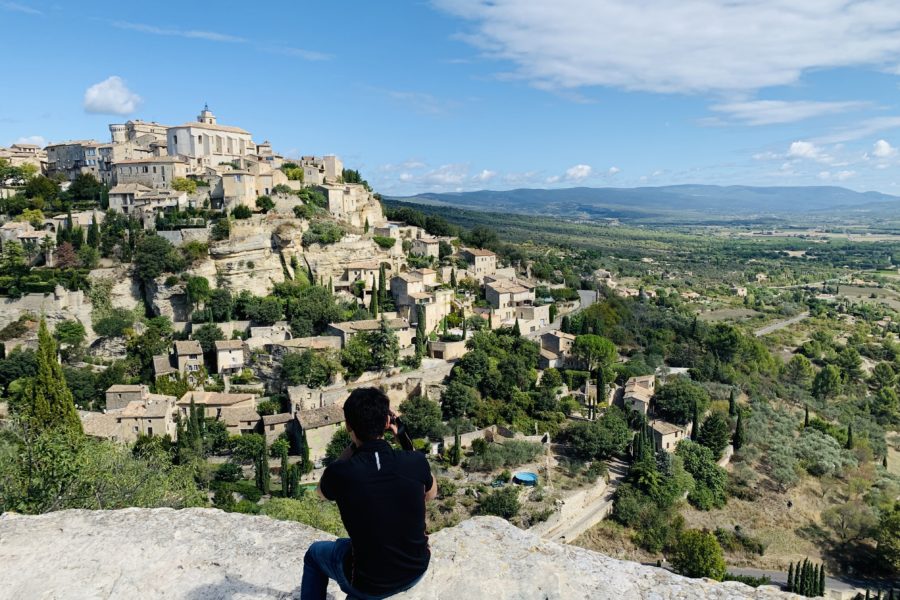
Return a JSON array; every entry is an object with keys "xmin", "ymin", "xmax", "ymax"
[
  {"xmin": 113, "ymin": 156, "xmax": 188, "ymax": 189},
  {"xmin": 460, "ymin": 248, "xmax": 497, "ymax": 279},
  {"xmin": 167, "ymin": 106, "xmax": 254, "ymax": 172},
  {"xmin": 46, "ymin": 140, "xmax": 104, "ymax": 181},
  {"xmin": 214, "ymin": 339, "xmax": 245, "ymax": 375}
]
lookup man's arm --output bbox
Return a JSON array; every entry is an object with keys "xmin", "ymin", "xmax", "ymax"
[
  {"xmin": 424, "ymin": 471, "xmax": 438, "ymax": 502},
  {"xmin": 317, "ymin": 444, "xmax": 355, "ymax": 500}
]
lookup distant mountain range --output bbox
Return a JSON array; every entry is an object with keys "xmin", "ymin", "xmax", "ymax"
[{"xmin": 390, "ymin": 185, "xmax": 900, "ymax": 221}]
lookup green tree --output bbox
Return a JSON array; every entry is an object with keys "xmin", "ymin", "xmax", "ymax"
[
  {"xmin": 54, "ymin": 320, "xmax": 86, "ymax": 347},
  {"xmin": 398, "ymin": 395, "xmax": 444, "ymax": 439},
  {"xmin": 185, "ymin": 276, "xmax": 211, "ymax": 308},
  {"xmin": 845, "ymin": 422, "xmax": 853, "ymax": 450},
  {"xmin": 836, "ymin": 347, "xmax": 864, "ymax": 383},
  {"xmin": 697, "ymin": 412, "xmax": 731, "ymax": 458},
  {"xmin": 281, "ymin": 349, "xmax": 340, "ymax": 388},
  {"xmin": 255, "ymin": 443, "xmax": 270, "ymax": 495},
  {"xmin": 22, "ymin": 319, "xmax": 82, "ymax": 435},
  {"xmin": 566, "ymin": 406, "xmax": 631, "ymax": 460},
  {"xmin": 572, "ymin": 334, "xmax": 616, "ymax": 374},
  {"xmin": 654, "ymin": 378, "xmax": 710, "ymax": 425},
  {"xmin": 677, "ymin": 440, "xmax": 727, "ymax": 510},
  {"xmin": 441, "ymin": 380, "xmax": 477, "ymax": 419},
  {"xmin": 324, "ymin": 428, "xmax": 352, "ymax": 466},
  {"xmin": 812, "ymin": 365, "xmax": 841, "ymax": 400},
  {"xmin": 171, "ymin": 177, "xmax": 197, "ymax": 194},
  {"xmin": 870, "ymin": 362, "xmax": 896, "ymax": 390},
  {"xmin": 478, "ymin": 486, "xmax": 520, "ymax": 519},
  {"xmin": 876, "ymin": 501, "xmax": 900, "ymax": 574},
  {"xmin": 193, "ymin": 323, "xmax": 224, "ymax": 354},
  {"xmin": 133, "ymin": 234, "xmax": 185, "ymax": 284},
  {"xmin": 669, "ymin": 529, "xmax": 726, "ymax": 580},
  {"xmin": 341, "ymin": 335, "xmax": 371, "ymax": 377},
  {"xmin": 86, "ymin": 214, "xmax": 101, "ymax": 248},
  {"xmin": 367, "ymin": 317, "xmax": 399, "ymax": 371},
  {"xmin": 732, "ymin": 411, "xmax": 744, "ymax": 451},
  {"xmin": 256, "ymin": 195, "xmax": 275, "ymax": 213},
  {"xmin": 232, "ymin": 205, "xmax": 252, "ymax": 219}
]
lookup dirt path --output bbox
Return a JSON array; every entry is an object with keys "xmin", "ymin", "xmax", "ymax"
[{"xmin": 754, "ymin": 312, "xmax": 809, "ymax": 337}]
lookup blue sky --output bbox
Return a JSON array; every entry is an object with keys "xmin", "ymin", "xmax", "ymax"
[{"xmin": 5, "ymin": 0, "xmax": 900, "ymax": 196}]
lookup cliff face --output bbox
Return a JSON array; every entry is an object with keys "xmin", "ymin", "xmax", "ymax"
[{"xmin": 0, "ymin": 508, "xmax": 795, "ymax": 600}]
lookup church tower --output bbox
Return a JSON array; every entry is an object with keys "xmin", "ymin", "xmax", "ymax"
[{"xmin": 197, "ymin": 104, "xmax": 217, "ymax": 125}]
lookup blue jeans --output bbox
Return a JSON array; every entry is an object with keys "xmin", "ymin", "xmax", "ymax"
[{"xmin": 300, "ymin": 539, "xmax": 424, "ymax": 600}]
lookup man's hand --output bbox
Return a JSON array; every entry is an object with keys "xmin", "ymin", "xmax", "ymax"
[{"xmin": 387, "ymin": 411, "xmax": 400, "ymax": 437}]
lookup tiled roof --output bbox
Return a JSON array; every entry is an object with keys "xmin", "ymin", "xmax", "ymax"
[{"xmin": 297, "ymin": 404, "xmax": 345, "ymax": 430}]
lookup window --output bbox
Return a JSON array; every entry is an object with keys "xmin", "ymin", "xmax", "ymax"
[
  {"xmin": 269, "ymin": 425, "xmax": 275, "ymax": 431},
  {"xmin": 147, "ymin": 426, "xmax": 153, "ymax": 436},
  {"xmin": 173, "ymin": 135, "xmax": 178, "ymax": 145}
]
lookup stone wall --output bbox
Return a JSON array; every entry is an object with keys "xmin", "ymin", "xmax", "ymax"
[
  {"xmin": 0, "ymin": 508, "xmax": 795, "ymax": 599},
  {"xmin": 157, "ymin": 228, "xmax": 210, "ymax": 247},
  {"xmin": 0, "ymin": 286, "xmax": 94, "ymax": 338}
]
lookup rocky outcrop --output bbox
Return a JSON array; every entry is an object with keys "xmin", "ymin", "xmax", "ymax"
[{"xmin": 0, "ymin": 508, "xmax": 794, "ymax": 600}]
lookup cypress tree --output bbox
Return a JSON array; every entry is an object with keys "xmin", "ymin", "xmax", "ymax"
[
  {"xmin": 561, "ymin": 315, "xmax": 571, "ymax": 334},
  {"xmin": 733, "ymin": 411, "xmax": 744, "ymax": 451},
  {"xmin": 364, "ymin": 217, "xmax": 369, "ymax": 233},
  {"xmin": 369, "ymin": 290, "xmax": 379, "ymax": 318},
  {"xmin": 845, "ymin": 423, "xmax": 853, "ymax": 449},
  {"xmin": 818, "ymin": 564, "xmax": 825, "ymax": 596},
  {"xmin": 884, "ymin": 455, "xmax": 889, "ymax": 469},
  {"xmin": 512, "ymin": 318, "xmax": 521, "ymax": 337},
  {"xmin": 596, "ymin": 368, "xmax": 606, "ymax": 406},
  {"xmin": 729, "ymin": 387, "xmax": 737, "ymax": 416},
  {"xmin": 24, "ymin": 318, "xmax": 82, "ymax": 435},
  {"xmin": 787, "ymin": 563, "xmax": 794, "ymax": 592},
  {"xmin": 804, "ymin": 404, "xmax": 810, "ymax": 427},
  {"xmin": 378, "ymin": 264, "xmax": 386, "ymax": 303},
  {"xmin": 256, "ymin": 446, "xmax": 270, "ymax": 494},
  {"xmin": 280, "ymin": 446, "xmax": 290, "ymax": 498},
  {"xmin": 87, "ymin": 213, "xmax": 100, "ymax": 248},
  {"xmin": 450, "ymin": 268, "xmax": 457, "ymax": 288}
]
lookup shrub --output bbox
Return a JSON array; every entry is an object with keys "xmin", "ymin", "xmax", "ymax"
[
  {"xmin": 94, "ymin": 308, "xmax": 135, "ymax": 338},
  {"xmin": 373, "ymin": 236, "xmax": 396, "ymax": 249},
  {"xmin": 478, "ymin": 486, "xmax": 520, "ymax": 519},
  {"xmin": 232, "ymin": 205, "xmax": 252, "ymax": 219},
  {"xmin": 302, "ymin": 221, "xmax": 344, "ymax": 247},
  {"xmin": 261, "ymin": 495, "xmax": 347, "ymax": 537}
]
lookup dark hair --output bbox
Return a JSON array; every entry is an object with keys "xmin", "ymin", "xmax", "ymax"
[{"xmin": 343, "ymin": 388, "xmax": 390, "ymax": 442}]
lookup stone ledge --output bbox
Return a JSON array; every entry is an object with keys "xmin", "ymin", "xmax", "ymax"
[{"xmin": 0, "ymin": 508, "xmax": 795, "ymax": 599}]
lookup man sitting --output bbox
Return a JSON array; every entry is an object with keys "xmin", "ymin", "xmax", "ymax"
[{"xmin": 301, "ymin": 387, "xmax": 438, "ymax": 599}]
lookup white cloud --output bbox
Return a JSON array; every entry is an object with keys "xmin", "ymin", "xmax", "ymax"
[
  {"xmin": 434, "ymin": 0, "xmax": 900, "ymax": 94},
  {"xmin": 607, "ymin": 166, "xmax": 621, "ymax": 176},
  {"xmin": 818, "ymin": 169, "xmax": 856, "ymax": 181},
  {"xmin": 14, "ymin": 135, "xmax": 46, "ymax": 147},
  {"xmin": 420, "ymin": 164, "xmax": 469, "ymax": 186},
  {"xmin": 813, "ymin": 116, "xmax": 900, "ymax": 144},
  {"xmin": 564, "ymin": 164, "xmax": 592, "ymax": 181},
  {"xmin": 473, "ymin": 169, "xmax": 496, "ymax": 182},
  {"xmin": 112, "ymin": 21, "xmax": 246, "ymax": 43},
  {"xmin": 399, "ymin": 173, "xmax": 414, "ymax": 182},
  {"xmin": 260, "ymin": 45, "xmax": 332, "ymax": 61},
  {"xmin": 873, "ymin": 139, "xmax": 897, "ymax": 158},
  {"xmin": 788, "ymin": 141, "xmax": 823, "ymax": 160},
  {"xmin": 83, "ymin": 76, "xmax": 142, "ymax": 116},
  {"xmin": 545, "ymin": 175, "xmax": 561, "ymax": 184},
  {"xmin": 1, "ymin": 2, "xmax": 41, "ymax": 15},
  {"xmin": 753, "ymin": 151, "xmax": 780, "ymax": 161},
  {"xmin": 709, "ymin": 100, "xmax": 867, "ymax": 126}
]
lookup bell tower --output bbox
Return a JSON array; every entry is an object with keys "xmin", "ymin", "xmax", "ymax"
[{"xmin": 197, "ymin": 103, "xmax": 217, "ymax": 125}]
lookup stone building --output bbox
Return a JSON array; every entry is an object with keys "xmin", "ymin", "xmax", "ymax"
[
  {"xmin": 263, "ymin": 413, "xmax": 295, "ymax": 445},
  {"xmin": 214, "ymin": 339, "xmax": 245, "ymax": 375},
  {"xmin": 105, "ymin": 384, "xmax": 150, "ymax": 411},
  {"xmin": 0, "ymin": 143, "xmax": 46, "ymax": 169},
  {"xmin": 460, "ymin": 248, "xmax": 497, "ymax": 279},
  {"xmin": 176, "ymin": 391, "xmax": 257, "ymax": 424},
  {"xmin": 327, "ymin": 317, "xmax": 414, "ymax": 350},
  {"xmin": 297, "ymin": 404, "xmax": 345, "ymax": 464},
  {"xmin": 112, "ymin": 156, "xmax": 189, "ymax": 189},
  {"xmin": 166, "ymin": 106, "xmax": 254, "ymax": 172},
  {"xmin": 80, "ymin": 393, "xmax": 177, "ymax": 443},
  {"xmin": 651, "ymin": 420, "xmax": 688, "ymax": 453},
  {"xmin": 623, "ymin": 375, "xmax": 655, "ymax": 415},
  {"xmin": 411, "ymin": 237, "xmax": 441, "ymax": 258},
  {"xmin": 45, "ymin": 140, "xmax": 104, "ymax": 181}
]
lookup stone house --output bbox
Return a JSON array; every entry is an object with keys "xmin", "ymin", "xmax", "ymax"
[
  {"xmin": 541, "ymin": 330, "xmax": 576, "ymax": 356},
  {"xmin": 263, "ymin": 413, "xmax": 295, "ymax": 445},
  {"xmin": 174, "ymin": 340, "xmax": 204, "ymax": 375},
  {"xmin": 81, "ymin": 393, "xmax": 177, "ymax": 443},
  {"xmin": 651, "ymin": 420, "xmax": 688, "ymax": 453},
  {"xmin": 623, "ymin": 375, "xmax": 655, "ymax": 415},
  {"xmin": 327, "ymin": 317, "xmax": 414, "ymax": 350},
  {"xmin": 297, "ymin": 404, "xmax": 345, "ymax": 464},
  {"xmin": 460, "ymin": 248, "xmax": 497, "ymax": 279},
  {"xmin": 108, "ymin": 183, "xmax": 187, "ymax": 220},
  {"xmin": 112, "ymin": 156, "xmax": 189, "ymax": 189},
  {"xmin": 270, "ymin": 336, "xmax": 342, "ymax": 360},
  {"xmin": 214, "ymin": 339, "xmax": 245, "ymax": 375},
  {"xmin": 428, "ymin": 338, "xmax": 467, "ymax": 361},
  {"xmin": 411, "ymin": 237, "xmax": 441, "ymax": 258},
  {"xmin": 223, "ymin": 407, "xmax": 262, "ymax": 436},
  {"xmin": 105, "ymin": 384, "xmax": 149, "ymax": 411},
  {"xmin": 176, "ymin": 391, "xmax": 257, "ymax": 422},
  {"xmin": 342, "ymin": 259, "xmax": 383, "ymax": 292},
  {"xmin": 46, "ymin": 140, "xmax": 104, "ymax": 181}
]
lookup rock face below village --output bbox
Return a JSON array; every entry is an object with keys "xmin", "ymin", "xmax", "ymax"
[{"xmin": 0, "ymin": 508, "xmax": 794, "ymax": 600}]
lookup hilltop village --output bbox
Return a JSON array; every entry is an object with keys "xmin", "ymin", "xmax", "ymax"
[{"xmin": 0, "ymin": 107, "xmax": 667, "ymax": 473}]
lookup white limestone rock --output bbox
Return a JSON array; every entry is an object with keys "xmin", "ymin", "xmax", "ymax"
[{"xmin": 0, "ymin": 508, "xmax": 795, "ymax": 600}]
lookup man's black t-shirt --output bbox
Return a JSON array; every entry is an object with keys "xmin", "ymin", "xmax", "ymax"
[{"xmin": 319, "ymin": 439, "xmax": 433, "ymax": 595}]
